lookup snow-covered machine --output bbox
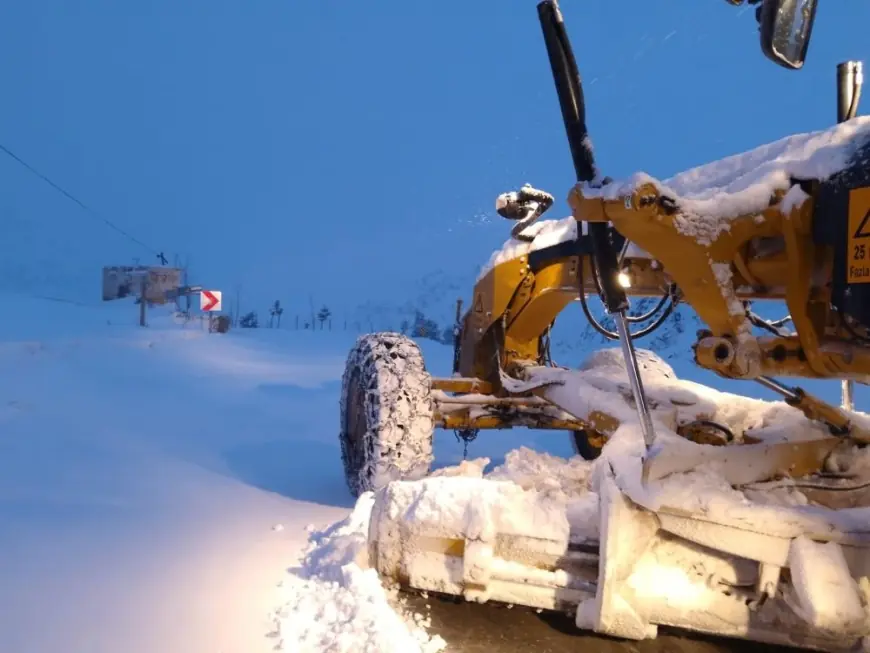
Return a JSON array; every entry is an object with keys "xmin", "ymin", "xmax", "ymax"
[{"xmin": 338, "ymin": 1, "xmax": 870, "ymax": 650}]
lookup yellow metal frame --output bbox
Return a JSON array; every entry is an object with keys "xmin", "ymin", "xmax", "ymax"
[
  {"xmin": 436, "ymin": 176, "xmax": 870, "ymax": 456},
  {"xmin": 458, "ymin": 180, "xmax": 870, "ymax": 387}
]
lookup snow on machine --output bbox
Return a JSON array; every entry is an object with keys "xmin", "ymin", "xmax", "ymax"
[{"xmin": 338, "ymin": 1, "xmax": 870, "ymax": 650}]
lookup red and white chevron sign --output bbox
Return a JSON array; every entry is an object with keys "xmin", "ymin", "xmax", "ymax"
[{"xmin": 200, "ymin": 290, "xmax": 222, "ymax": 312}]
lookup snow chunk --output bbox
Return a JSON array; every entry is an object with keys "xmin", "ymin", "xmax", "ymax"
[
  {"xmin": 780, "ymin": 183, "xmax": 811, "ymax": 214},
  {"xmin": 274, "ymin": 493, "xmax": 447, "ymax": 653},
  {"xmin": 787, "ymin": 537, "xmax": 868, "ymax": 632},
  {"xmin": 429, "ymin": 457, "xmax": 489, "ymax": 479},
  {"xmin": 711, "ymin": 262, "xmax": 746, "ymax": 319},
  {"xmin": 488, "ymin": 447, "xmax": 591, "ymax": 496},
  {"xmin": 580, "ymin": 347, "xmax": 675, "ymax": 380}
]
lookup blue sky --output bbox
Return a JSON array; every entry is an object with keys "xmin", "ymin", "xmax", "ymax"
[{"xmin": 1, "ymin": 0, "xmax": 868, "ymax": 317}]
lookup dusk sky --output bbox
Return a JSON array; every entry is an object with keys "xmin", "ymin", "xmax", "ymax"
[{"xmin": 1, "ymin": 0, "xmax": 868, "ymax": 315}]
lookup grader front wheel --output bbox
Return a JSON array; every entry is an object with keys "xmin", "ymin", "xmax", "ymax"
[{"xmin": 339, "ymin": 333, "xmax": 435, "ymax": 497}]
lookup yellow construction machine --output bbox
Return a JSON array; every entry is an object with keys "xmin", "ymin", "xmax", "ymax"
[
  {"xmin": 337, "ymin": 3, "xmax": 870, "ymax": 649},
  {"xmin": 340, "ymin": 0, "xmax": 868, "ymax": 493}
]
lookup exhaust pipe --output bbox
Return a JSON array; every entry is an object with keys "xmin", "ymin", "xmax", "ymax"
[
  {"xmin": 837, "ymin": 61, "xmax": 863, "ymax": 124},
  {"xmin": 836, "ymin": 61, "xmax": 862, "ymax": 412}
]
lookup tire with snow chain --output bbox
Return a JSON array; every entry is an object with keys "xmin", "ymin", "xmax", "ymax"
[{"xmin": 339, "ymin": 332, "xmax": 435, "ymax": 497}]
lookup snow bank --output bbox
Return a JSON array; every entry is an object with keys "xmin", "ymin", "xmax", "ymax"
[{"xmin": 273, "ymin": 494, "xmax": 447, "ymax": 653}]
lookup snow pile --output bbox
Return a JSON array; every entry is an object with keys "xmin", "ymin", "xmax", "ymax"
[
  {"xmin": 272, "ymin": 493, "xmax": 447, "ymax": 653},
  {"xmin": 412, "ymin": 449, "xmax": 599, "ymax": 543},
  {"xmin": 374, "ymin": 447, "xmax": 598, "ymax": 549},
  {"xmin": 376, "ymin": 468, "xmax": 571, "ymax": 547},
  {"xmin": 487, "ymin": 448, "xmax": 600, "ymax": 542}
]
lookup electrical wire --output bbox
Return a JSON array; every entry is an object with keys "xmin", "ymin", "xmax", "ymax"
[
  {"xmin": 589, "ymin": 255, "xmax": 673, "ymax": 324},
  {"xmin": 0, "ymin": 142, "xmax": 161, "ymax": 256},
  {"xmin": 577, "ymin": 253, "xmax": 678, "ymax": 341},
  {"xmin": 540, "ymin": 321, "xmax": 558, "ymax": 367},
  {"xmin": 746, "ymin": 308, "xmax": 792, "ymax": 336}
]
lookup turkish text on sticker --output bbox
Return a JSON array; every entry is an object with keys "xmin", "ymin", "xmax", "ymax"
[{"xmin": 847, "ymin": 187, "xmax": 870, "ymax": 284}]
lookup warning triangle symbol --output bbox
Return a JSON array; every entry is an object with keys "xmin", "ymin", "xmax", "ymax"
[
  {"xmin": 855, "ymin": 208, "xmax": 870, "ymax": 239},
  {"xmin": 473, "ymin": 295, "xmax": 484, "ymax": 313}
]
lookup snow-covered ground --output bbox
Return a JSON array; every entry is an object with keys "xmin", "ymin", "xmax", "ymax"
[
  {"xmin": 1, "ymin": 291, "xmax": 867, "ymax": 653},
  {"xmin": 0, "ymin": 296, "xmax": 356, "ymax": 653},
  {"xmin": 0, "ymin": 293, "xmax": 579, "ymax": 653}
]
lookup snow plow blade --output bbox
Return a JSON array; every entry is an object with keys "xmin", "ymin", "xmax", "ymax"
[{"xmin": 366, "ymin": 465, "xmax": 870, "ymax": 652}]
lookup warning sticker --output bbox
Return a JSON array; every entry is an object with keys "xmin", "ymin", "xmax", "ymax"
[{"xmin": 847, "ymin": 187, "xmax": 870, "ymax": 284}]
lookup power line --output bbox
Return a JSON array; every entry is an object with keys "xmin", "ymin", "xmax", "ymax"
[{"xmin": 0, "ymin": 142, "xmax": 160, "ymax": 256}]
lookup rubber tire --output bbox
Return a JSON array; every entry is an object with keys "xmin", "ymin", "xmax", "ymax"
[
  {"xmin": 339, "ymin": 332, "xmax": 435, "ymax": 497},
  {"xmin": 569, "ymin": 429, "xmax": 602, "ymax": 461}
]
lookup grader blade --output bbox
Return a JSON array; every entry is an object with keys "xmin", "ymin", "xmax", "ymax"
[{"xmin": 365, "ymin": 463, "xmax": 870, "ymax": 652}]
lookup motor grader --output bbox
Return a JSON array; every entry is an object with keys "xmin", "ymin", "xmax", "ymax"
[
  {"xmin": 339, "ymin": 0, "xmax": 867, "ymax": 494},
  {"xmin": 338, "ymin": 1, "xmax": 870, "ymax": 650}
]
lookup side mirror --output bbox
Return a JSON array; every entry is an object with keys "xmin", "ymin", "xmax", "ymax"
[{"xmin": 759, "ymin": 0, "xmax": 818, "ymax": 70}]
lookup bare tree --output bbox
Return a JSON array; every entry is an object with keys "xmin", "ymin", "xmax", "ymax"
[
  {"xmin": 317, "ymin": 306, "xmax": 332, "ymax": 330},
  {"xmin": 269, "ymin": 300, "xmax": 284, "ymax": 328}
]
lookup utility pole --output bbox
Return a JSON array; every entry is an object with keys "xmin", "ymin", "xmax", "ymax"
[
  {"xmin": 452, "ymin": 298, "xmax": 464, "ymax": 374},
  {"xmin": 139, "ymin": 277, "xmax": 147, "ymax": 327},
  {"xmin": 183, "ymin": 256, "xmax": 191, "ymax": 314}
]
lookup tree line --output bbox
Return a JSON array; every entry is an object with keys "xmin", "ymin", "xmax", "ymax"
[{"xmin": 232, "ymin": 301, "xmax": 455, "ymax": 344}]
